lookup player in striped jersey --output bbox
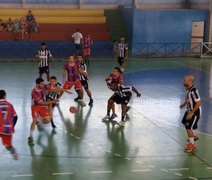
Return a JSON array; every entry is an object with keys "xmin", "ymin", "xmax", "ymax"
[
  {"xmin": 74, "ymin": 55, "xmax": 93, "ymax": 106},
  {"xmin": 116, "ymin": 36, "xmax": 128, "ymax": 72},
  {"xmin": 46, "ymin": 76, "xmax": 72, "ymax": 128},
  {"xmin": 180, "ymin": 75, "xmax": 201, "ymax": 152},
  {"xmin": 102, "ymin": 67, "xmax": 124, "ymax": 121},
  {"xmin": 34, "ymin": 42, "xmax": 55, "ymax": 82},
  {"xmin": 83, "ymin": 34, "xmax": 93, "ymax": 66},
  {"xmin": 0, "ymin": 90, "xmax": 18, "ymax": 160},
  {"xmin": 62, "ymin": 56, "xmax": 86, "ymax": 106},
  {"xmin": 109, "ymin": 83, "xmax": 141, "ymax": 126}
]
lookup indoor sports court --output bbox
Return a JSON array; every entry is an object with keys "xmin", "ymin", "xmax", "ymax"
[{"xmin": 0, "ymin": 1, "xmax": 212, "ymax": 180}]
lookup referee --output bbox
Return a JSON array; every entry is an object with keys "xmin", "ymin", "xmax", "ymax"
[
  {"xmin": 34, "ymin": 42, "xmax": 55, "ymax": 82},
  {"xmin": 180, "ymin": 75, "xmax": 201, "ymax": 153}
]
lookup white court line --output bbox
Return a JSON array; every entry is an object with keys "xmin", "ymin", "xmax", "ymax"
[
  {"xmin": 207, "ymin": 167, "xmax": 212, "ymax": 170},
  {"xmin": 12, "ymin": 174, "xmax": 33, "ymax": 178},
  {"xmin": 125, "ymin": 157, "xmax": 132, "ymax": 160},
  {"xmin": 131, "ymin": 169, "xmax": 151, "ymax": 173},
  {"xmin": 160, "ymin": 169, "xmax": 169, "ymax": 172},
  {"xmin": 91, "ymin": 171, "xmax": 112, "ymax": 174},
  {"xmin": 147, "ymin": 165, "xmax": 155, "ymax": 168},
  {"xmin": 97, "ymin": 146, "xmax": 102, "ymax": 150},
  {"xmin": 106, "ymin": 150, "xmax": 111, "ymax": 153},
  {"xmin": 115, "ymin": 153, "xmax": 121, "ymax": 157},
  {"xmin": 74, "ymin": 136, "xmax": 81, "ymax": 140},
  {"xmin": 136, "ymin": 161, "xmax": 143, "ymax": 164},
  {"xmin": 52, "ymin": 172, "xmax": 74, "ymax": 176},
  {"xmin": 169, "ymin": 168, "xmax": 189, "ymax": 171},
  {"xmin": 174, "ymin": 173, "xmax": 183, "ymax": 176},
  {"xmin": 188, "ymin": 177, "xmax": 197, "ymax": 180},
  {"xmin": 89, "ymin": 143, "xmax": 94, "ymax": 146}
]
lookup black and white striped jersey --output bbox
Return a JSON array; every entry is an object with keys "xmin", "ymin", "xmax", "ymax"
[
  {"xmin": 115, "ymin": 85, "xmax": 132, "ymax": 97},
  {"xmin": 37, "ymin": 48, "xmax": 52, "ymax": 68},
  {"xmin": 46, "ymin": 82, "xmax": 62, "ymax": 101},
  {"xmin": 78, "ymin": 62, "xmax": 88, "ymax": 81},
  {"xmin": 186, "ymin": 85, "xmax": 201, "ymax": 116},
  {"xmin": 117, "ymin": 43, "xmax": 128, "ymax": 58}
]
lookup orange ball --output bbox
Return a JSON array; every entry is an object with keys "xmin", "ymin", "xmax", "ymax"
[{"xmin": 69, "ymin": 106, "xmax": 77, "ymax": 113}]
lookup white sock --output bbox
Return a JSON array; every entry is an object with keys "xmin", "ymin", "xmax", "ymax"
[
  {"xmin": 189, "ymin": 137, "xmax": 194, "ymax": 144},
  {"xmin": 30, "ymin": 130, "xmax": 34, "ymax": 137}
]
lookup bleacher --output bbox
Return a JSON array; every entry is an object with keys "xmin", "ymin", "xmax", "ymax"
[{"xmin": 0, "ymin": 8, "xmax": 110, "ymax": 41}]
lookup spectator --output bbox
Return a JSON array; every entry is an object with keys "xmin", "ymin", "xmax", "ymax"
[
  {"xmin": 72, "ymin": 28, "xmax": 83, "ymax": 55},
  {"xmin": 25, "ymin": 10, "xmax": 39, "ymax": 39},
  {"xmin": 20, "ymin": 17, "xmax": 28, "ymax": 40},
  {"xmin": 26, "ymin": 10, "xmax": 35, "ymax": 23},
  {"xmin": 14, "ymin": 19, "xmax": 21, "ymax": 40},
  {"xmin": 83, "ymin": 34, "xmax": 93, "ymax": 66},
  {"xmin": 0, "ymin": 19, "xmax": 7, "ymax": 31},
  {"xmin": 7, "ymin": 18, "xmax": 14, "ymax": 32}
]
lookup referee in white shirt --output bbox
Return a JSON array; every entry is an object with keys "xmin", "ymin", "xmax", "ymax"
[{"xmin": 72, "ymin": 28, "xmax": 83, "ymax": 55}]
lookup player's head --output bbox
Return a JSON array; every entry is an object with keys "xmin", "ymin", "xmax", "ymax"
[
  {"xmin": 69, "ymin": 56, "xmax": 74, "ymax": 63},
  {"xmin": 113, "ymin": 67, "xmax": 121, "ymax": 76},
  {"xmin": 120, "ymin": 36, "xmax": 125, "ymax": 43},
  {"xmin": 110, "ymin": 82, "xmax": 118, "ymax": 91},
  {"xmin": 76, "ymin": 28, "xmax": 80, "ymax": 32},
  {"xmin": 0, "ymin": 90, "xmax": 6, "ymax": 99},
  {"xmin": 41, "ymin": 42, "xmax": 46, "ymax": 50},
  {"xmin": 183, "ymin": 75, "xmax": 194, "ymax": 89},
  {"xmin": 36, "ymin": 77, "xmax": 44, "ymax": 89},
  {"xmin": 50, "ymin": 76, "xmax": 57, "ymax": 86},
  {"xmin": 28, "ymin": 10, "xmax": 32, "ymax": 14},
  {"xmin": 77, "ymin": 55, "xmax": 83, "ymax": 63}
]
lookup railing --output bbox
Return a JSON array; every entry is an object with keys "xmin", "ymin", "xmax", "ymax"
[
  {"xmin": 132, "ymin": 43, "xmax": 202, "ymax": 58},
  {"xmin": 0, "ymin": 41, "xmax": 207, "ymax": 59}
]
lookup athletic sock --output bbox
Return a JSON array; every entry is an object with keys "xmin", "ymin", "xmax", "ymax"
[
  {"xmin": 30, "ymin": 130, "xmax": 34, "ymax": 137},
  {"xmin": 121, "ymin": 116, "xmax": 125, "ymax": 122},
  {"xmin": 189, "ymin": 137, "xmax": 194, "ymax": 144}
]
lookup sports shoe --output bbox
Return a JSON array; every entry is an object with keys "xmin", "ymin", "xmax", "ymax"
[
  {"xmin": 102, "ymin": 115, "xmax": 110, "ymax": 121},
  {"xmin": 88, "ymin": 99, "xmax": 93, "ymax": 106},
  {"xmin": 28, "ymin": 136, "xmax": 34, "ymax": 146},
  {"xmin": 109, "ymin": 113, "xmax": 118, "ymax": 121},
  {"xmin": 74, "ymin": 97, "xmax": 80, "ymax": 102},
  {"xmin": 51, "ymin": 121, "xmax": 57, "ymax": 129},
  {"xmin": 187, "ymin": 136, "xmax": 199, "ymax": 142},
  {"xmin": 184, "ymin": 143, "xmax": 196, "ymax": 152},
  {"xmin": 9, "ymin": 147, "xmax": 19, "ymax": 160},
  {"xmin": 79, "ymin": 99, "xmax": 86, "ymax": 107},
  {"xmin": 118, "ymin": 121, "xmax": 125, "ymax": 127}
]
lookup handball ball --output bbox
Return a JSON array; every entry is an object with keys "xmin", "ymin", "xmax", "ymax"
[{"xmin": 69, "ymin": 106, "xmax": 77, "ymax": 113}]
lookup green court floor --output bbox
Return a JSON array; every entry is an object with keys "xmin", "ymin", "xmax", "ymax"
[{"xmin": 0, "ymin": 58, "xmax": 212, "ymax": 180}]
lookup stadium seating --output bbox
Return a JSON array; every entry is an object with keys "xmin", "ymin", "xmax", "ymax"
[{"xmin": 0, "ymin": 9, "xmax": 110, "ymax": 41}]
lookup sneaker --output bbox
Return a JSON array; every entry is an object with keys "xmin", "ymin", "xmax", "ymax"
[
  {"xmin": 184, "ymin": 143, "xmax": 196, "ymax": 152},
  {"xmin": 118, "ymin": 121, "xmax": 125, "ymax": 127},
  {"xmin": 10, "ymin": 147, "xmax": 19, "ymax": 160},
  {"xmin": 74, "ymin": 97, "xmax": 80, "ymax": 102},
  {"xmin": 28, "ymin": 136, "xmax": 34, "ymax": 146},
  {"xmin": 109, "ymin": 113, "xmax": 118, "ymax": 121},
  {"xmin": 51, "ymin": 121, "xmax": 57, "ymax": 129},
  {"xmin": 88, "ymin": 99, "xmax": 93, "ymax": 106},
  {"xmin": 102, "ymin": 115, "xmax": 110, "ymax": 121},
  {"xmin": 187, "ymin": 136, "xmax": 199, "ymax": 142},
  {"xmin": 79, "ymin": 99, "xmax": 86, "ymax": 107}
]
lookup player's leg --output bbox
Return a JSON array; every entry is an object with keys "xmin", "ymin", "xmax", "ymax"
[
  {"xmin": 45, "ymin": 67, "xmax": 50, "ymax": 82},
  {"xmin": 75, "ymin": 80, "xmax": 86, "ymax": 106},
  {"xmin": 48, "ymin": 103, "xmax": 56, "ymax": 128},
  {"xmin": 60, "ymin": 81, "xmax": 72, "ymax": 98},
  {"xmin": 28, "ymin": 118, "xmax": 37, "ymax": 145},
  {"xmin": 102, "ymin": 98, "xmax": 113, "ymax": 121},
  {"xmin": 83, "ymin": 80, "xmax": 93, "ymax": 106},
  {"xmin": 118, "ymin": 103, "xmax": 127, "ymax": 127},
  {"xmin": 2, "ymin": 135, "xmax": 18, "ymax": 160}
]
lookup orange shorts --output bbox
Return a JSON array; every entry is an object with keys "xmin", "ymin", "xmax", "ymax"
[
  {"xmin": 84, "ymin": 48, "xmax": 91, "ymax": 56},
  {"xmin": 31, "ymin": 106, "xmax": 50, "ymax": 120},
  {"xmin": 0, "ymin": 134, "xmax": 12, "ymax": 146},
  {"xmin": 63, "ymin": 80, "xmax": 82, "ymax": 90}
]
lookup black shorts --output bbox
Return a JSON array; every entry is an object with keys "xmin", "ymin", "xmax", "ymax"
[
  {"xmin": 75, "ymin": 44, "xmax": 82, "ymax": 50},
  {"xmin": 81, "ymin": 80, "xmax": 89, "ymax": 90},
  {"xmin": 111, "ymin": 93, "xmax": 132, "ymax": 105},
  {"xmin": 117, "ymin": 57, "xmax": 125, "ymax": 65},
  {"xmin": 182, "ymin": 112, "xmax": 200, "ymax": 130},
  {"xmin": 39, "ymin": 66, "xmax": 49, "ymax": 74}
]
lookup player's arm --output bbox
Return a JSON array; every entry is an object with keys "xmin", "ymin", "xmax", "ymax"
[
  {"xmin": 53, "ymin": 87, "xmax": 72, "ymax": 94},
  {"xmin": 132, "ymin": 86, "xmax": 141, "ymax": 97},
  {"xmin": 33, "ymin": 55, "xmax": 39, "ymax": 63},
  {"xmin": 38, "ymin": 100, "xmax": 58, "ymax": 106},
  {"xmin": 180, "ymin": 99, "xmax": 188, "ymax": 109},
  {"xmin": 50, "ymin": 56, "xmax": 55, "ymax": 68},
  {"xmin": 13, "ymin": 115, "xmax": 18, "ymax": 127},
  {"xmin": 78, "ymin": 67, "xmax": 87, "ymax": 76}
]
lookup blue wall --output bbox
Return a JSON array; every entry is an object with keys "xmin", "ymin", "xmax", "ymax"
[{"xmin": 132, "ymin": 9, "xmax": 209, "ymax": 44}]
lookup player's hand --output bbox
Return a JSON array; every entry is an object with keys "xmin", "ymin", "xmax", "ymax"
[
  {"xmin": 66, "ymin": 90, "xmax": 72, "ymax": 94},
  {"xmin": 179, "ymin": 104, "xmax": 184, "ymax": 109},
  {"xmin": 186, "ymin": 112, "xmax": 193, "ymax": 120},
  {"xmin": 137, "ymin": 93, "xmax": 141, "ymax": 97}
]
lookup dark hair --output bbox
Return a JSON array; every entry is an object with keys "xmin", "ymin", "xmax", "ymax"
[
  {"xmin": 114, "ymin": 67, "xmax": 121, "ymax": 73},
  {"xmin": 41, "ymin": 42, "xmax": 46, "ymax": 46},
  {"xmin": 76, "ymin": 28, "xmax": 80, "ymax": 32},
  {"xmin": 50, "ymin": 76, "xmax": 57, "ymax": 80},
  {"xmin": 0, "ymin": 90, "xmax": 6, "ymax": 99},
  {"xmin": 36, "ymin": 78, "xmax": 44, "ymax": 84}
]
